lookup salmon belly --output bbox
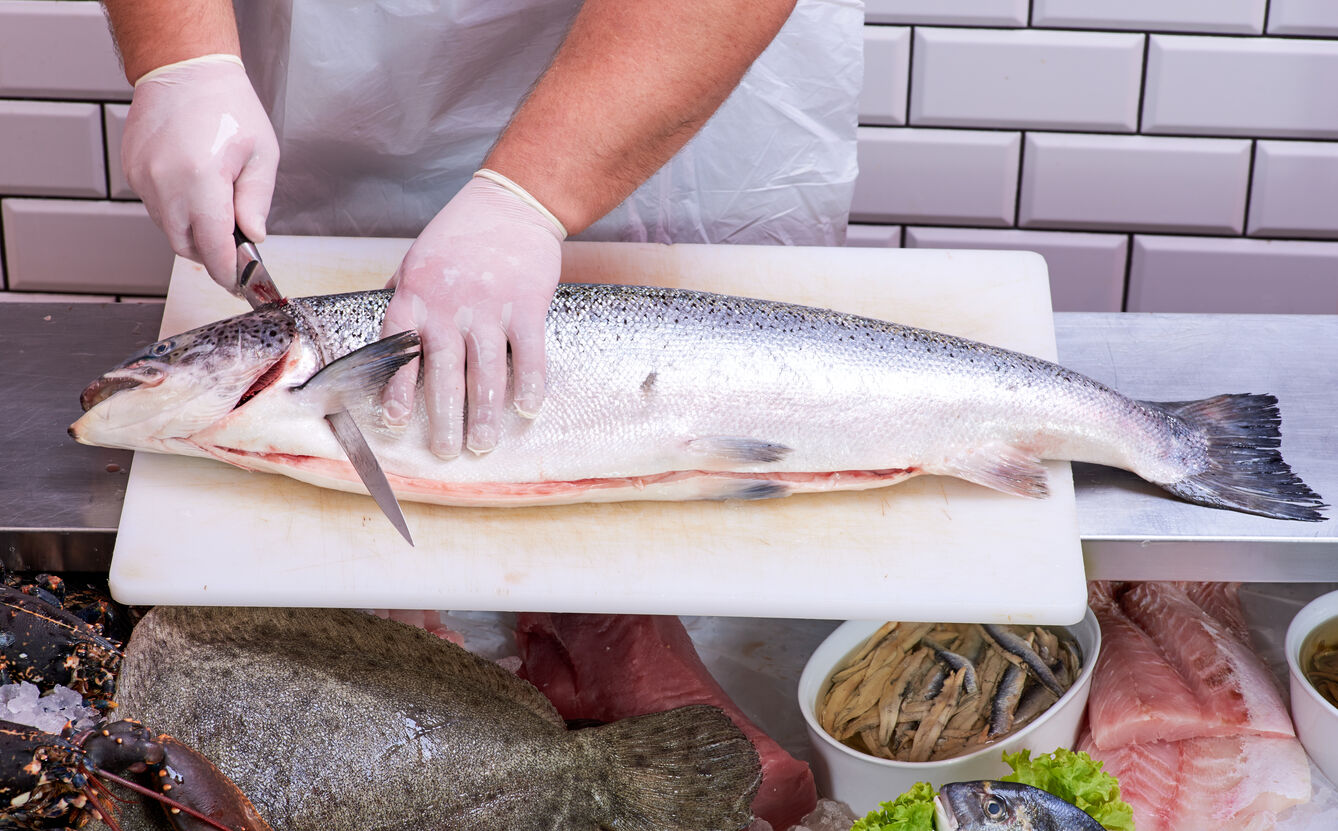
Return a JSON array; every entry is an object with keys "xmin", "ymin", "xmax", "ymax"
[{"xmin": 204, "ymin": 445, "xmax": 922, "ymax": 507}]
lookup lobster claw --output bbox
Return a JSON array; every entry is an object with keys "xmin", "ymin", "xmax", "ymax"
[
  {"xmin": 76, "ymin": 722, "xmax": 273, "ymax": 831},
  {"xmin": 148, "ymin": 734, "xmax": 272, "ymax": 831}
]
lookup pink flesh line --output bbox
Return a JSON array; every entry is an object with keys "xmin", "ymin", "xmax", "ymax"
[{"xmin": 205, "ymin": 446, "xmax": 919, "ymax": 505}]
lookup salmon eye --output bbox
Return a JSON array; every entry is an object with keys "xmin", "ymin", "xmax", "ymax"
[
  {"xmin": 149, "ymin": 340, "xmax": 174, "ymax": 357},
  {"xmin": 983, "ymin": 796, "xmax": 1007, "ymax": 820}
]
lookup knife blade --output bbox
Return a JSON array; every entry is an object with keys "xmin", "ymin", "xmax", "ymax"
[
  {"xmin": 233, "ymin": 225, "xmax": 415, "ymax": 544},
  {"xmin": 326, "ymin": 409, "xmax": 415, "ymax": 546},
  {"xmin": 233, "ymin": 227, "xmax": 284, "ymax": 308}
]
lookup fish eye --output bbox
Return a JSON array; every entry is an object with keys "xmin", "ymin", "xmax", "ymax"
[
  {"xmin": 984, "ymin": 796, "xmax": 1007, "ymax": 820},
  {"xmin": 148, "ymin": 340, "xmax": 174, "ymax": 357}
]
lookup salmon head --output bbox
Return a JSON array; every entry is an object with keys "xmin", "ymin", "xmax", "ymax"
[{"xmin": 70, "ymin": 306, "xmax": 299, "ymax": 453}]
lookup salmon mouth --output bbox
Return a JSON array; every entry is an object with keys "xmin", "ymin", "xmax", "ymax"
[{"xmin": 79, "ymin": 368, "xmax": 165, "ymax": 412}]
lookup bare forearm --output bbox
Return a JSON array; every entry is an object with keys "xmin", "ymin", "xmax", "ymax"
[
  {"xmin": 100, "ymin": 0, "xmax": 240, "ymax": 83},
  {"xmin": 484, "ymin": 0, "xmax": 797, "ymax": 235}
]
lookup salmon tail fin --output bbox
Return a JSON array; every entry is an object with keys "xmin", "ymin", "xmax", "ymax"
[
  {"xmin": 1151, "ymin": 394, "xmax": 1326, "ymax": 522},
  {"xmin": 578, "ymin": 704, "xmax": 761, "ymax": 831}
]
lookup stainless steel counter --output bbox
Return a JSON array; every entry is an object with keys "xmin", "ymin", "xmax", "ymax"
[{"xmin": 3, "ymin": 303, "xmax": 1335, "ymax": 579}]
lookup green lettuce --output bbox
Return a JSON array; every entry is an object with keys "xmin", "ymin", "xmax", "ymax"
[
  {"xmin": 851, "ymin": 781, "xmax": 937, "ymax": 831},
  {"xmin": 1000, "ymin": 748, "xmax": 1135, "ymax": 831}
]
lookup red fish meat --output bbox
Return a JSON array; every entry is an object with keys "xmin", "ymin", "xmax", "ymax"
[{"xmin": 516, "ymin": 613, "xmax": 817, "ymax": 830}]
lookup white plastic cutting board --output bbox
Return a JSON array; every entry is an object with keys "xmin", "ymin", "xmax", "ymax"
[{"xmin": 109, "ymin": 237, "xmax": 1086, "ymax": 623}]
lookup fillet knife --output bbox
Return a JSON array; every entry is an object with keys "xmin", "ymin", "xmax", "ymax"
[{"xmin": 233, "ymin": 226, "xmax": 415, "ymax": 545}]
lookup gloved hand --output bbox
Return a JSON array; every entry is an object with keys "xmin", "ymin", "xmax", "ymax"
[
  {"xmin": 380, "ymin": 173, "xmax": 565, "ymax": 458},
  {"xmin": 120, "ymin": 55, "xmax": 279, "ymax": 295}
]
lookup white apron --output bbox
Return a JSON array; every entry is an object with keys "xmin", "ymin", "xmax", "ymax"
[{"xmin": 234, "ymin": 0, "xmax": 861, "ymax": 245}]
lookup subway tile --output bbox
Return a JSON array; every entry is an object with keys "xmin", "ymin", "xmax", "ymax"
[
  {"xmin": 1032, "ymin": 0, "xmax": 1265, "ymax": 35},
  {"xmin": 910, "ymin": 28, "xmax": 1143, "ymax": 132},
  {"xmin": 860, "ymin": 27, "xmax": 910, "ymax": 127},
  {"xmin": 1129, "ymin": 235, "xmax": 1338, "ymax": 313},
  {"xmin": 103, "ymin": 104, "xmax": 136, "ymax": 199},
  {"xmin": 1268, "ymin": 0, "xmax": 1338, "ymax": 36},
  {"xmin": 845, "ymin": 224, "xmax": 902, "ymax": 247},
  {"xmin": 1143, "ymin": 36, "xmax": 1338, "ymax": 139},
  {"xmin": 0, "ymin": 2, "xmax": 131, "ymax": 100},
  {"xmin": 2, "ymin": 199, "xmax": 175, "ymax": 295},
  {"xmin": 865, "ymin": 0, "xmax": 1028, "ymax": 27},
  {"xmin": 1248, "ymin": 141, "xmax": 1338, "ymax": 239},
  {"xmin": 1019, "ymin": 133, "xmax": 1250, "ymax": 233},
  {"xmin": 850, "ymin": 128, "xmax": 1020, "ymax": 226},
  {"xmin": 0, "ymin": 101, "xmax": 105, "ymax": 198},
  {"xmin": 905, "ymin": 227, "xmax": 1127, "ymax": 312}
]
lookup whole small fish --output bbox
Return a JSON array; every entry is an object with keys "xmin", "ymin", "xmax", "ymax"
[
  {"xmin": 71, "ymin": 285, "xmax": 1325, "ymax": 520},
  {"xmin": 935, "ymin": 781, "xmax": 1106, "ymax": 831},
  {"xmin": 112, "ymin": 606, "xmax": 761, "ymax": 831}
]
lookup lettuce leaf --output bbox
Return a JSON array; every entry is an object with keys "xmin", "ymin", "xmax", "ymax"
[
  {"xmin": 1001, "ymin": 748, "xmax": 1135, "ymax": 831},
  {"xmin": 851, "ymin": 781, "xmax": 937, "ymax": 831}
]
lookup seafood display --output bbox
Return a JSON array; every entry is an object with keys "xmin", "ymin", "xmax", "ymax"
[
  {"xmin": 70, "ymin": 286, "xmax": 1325, "ymax": 520},
  {"xmin": 1081, "ymin": 582, "xmax": 1310, "ymax": 831},
  {"xmin": 113, "ymin": 606, "xmax": 763, "ymax": 831},
  {"xmin": 0, "ymin": 586, "xmax": 273, "ymax": 831},
  {"xmin": 516, "ymin": 613, "xmax": 817, "ymax": 830},
  {"xmin": 0, "ymin": 586, "xmax": 122, "ymax": 713},
  {"xmin": 934, "ymin": 781, "xmax": 1106, "ymax": 831},
  {"xmin": 814, "ymin": 622, "xmax": 1082, "ymax": 762}
]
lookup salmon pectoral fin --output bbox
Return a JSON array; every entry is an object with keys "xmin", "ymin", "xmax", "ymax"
[
  {"xmin": 295, "ymin": 331, "xmax": 421, "ymax": 414},
  {"xmin": 685, "ymin": 436, "xmax": 793, "ymax": 466},
  {"xmin": 938, "ymin": 444, "xmax": 1050, "ymax": 499}
]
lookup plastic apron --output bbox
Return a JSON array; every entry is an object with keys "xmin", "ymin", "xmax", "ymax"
[{"xmin": 234, "ymin": 0, "xmax": 862, "ymax": 246}]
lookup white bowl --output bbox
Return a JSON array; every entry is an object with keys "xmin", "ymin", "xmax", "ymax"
[
  {"xmin": 797, "ymin": 610, "xmax": 1100, "ymax": 816},
  {"xmin": 1285, "ymin": 589, "xmax": 1338, "ymax": 786}
]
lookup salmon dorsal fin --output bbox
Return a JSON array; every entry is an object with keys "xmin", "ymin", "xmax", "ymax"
[{"xmin": 939, "ymin": 444, "xmax": 1050, "ymax": 498}]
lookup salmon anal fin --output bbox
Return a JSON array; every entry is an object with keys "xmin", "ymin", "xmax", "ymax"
[{"xmin": 940, "ymin": 444, "xmax": 1049, "ymax": 499}]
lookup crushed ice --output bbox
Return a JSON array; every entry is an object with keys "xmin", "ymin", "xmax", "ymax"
[
  {"xmin": 748, "ymin": 799, "xmax": 859, "ymax": 831},
  {"xmin": 0, "ymin": 682, "xmax": 101, "ymax": 735}
]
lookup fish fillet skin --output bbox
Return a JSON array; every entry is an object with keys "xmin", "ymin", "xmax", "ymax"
[
  {"xmin": 516, "ymin": 613, "xmax": 817, "ymax": 831},
  {"xmin": 1119, "ymin": 583, "xmax": 1294, "ymax": 740},
  {"xmin": 1086, "ymin": 585, "xmax": 1207, "ymax": 749},
  {"xmin": 71, "ymin": 286, "xmax": 1327, "ymax": 520},
  {"xmin": 1081, "ymin": 734, "xmax": 1310, "ymax": 831}
]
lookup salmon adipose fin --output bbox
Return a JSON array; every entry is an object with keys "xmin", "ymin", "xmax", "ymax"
[
  {"xmin": 1151, "ymin": 394, "xmax": 1326, "ymax": 522},
  {"xmin": 576, "ymin": 704, "xmax": 761, "ymax": 831}
]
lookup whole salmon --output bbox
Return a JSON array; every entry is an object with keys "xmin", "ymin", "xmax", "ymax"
[{"xmin": 71, "ymin": 285, "xmax": 1325, "ymax": 520}]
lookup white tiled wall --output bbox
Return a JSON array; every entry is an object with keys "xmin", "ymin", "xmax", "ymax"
[
  {"xmin": 853, "ymin": 5, "xmax": 1338, "ymax": 312},
  {"xmin": 0, "ymin": 1, "xmax": 169, "ymax": 301},
  {"xmin": 4, "ymin": 1, "xmax": 1338, "ymax": 313}
]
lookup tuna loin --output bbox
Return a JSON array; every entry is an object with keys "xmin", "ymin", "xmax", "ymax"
[{"xmin": 517, "ymin": 613, "xmax": 817, "ymax": 830}]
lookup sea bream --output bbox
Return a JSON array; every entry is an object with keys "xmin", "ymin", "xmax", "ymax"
[{"xmin": 70, "ymin": 285, "xmax": 1326, "ymax": 520}]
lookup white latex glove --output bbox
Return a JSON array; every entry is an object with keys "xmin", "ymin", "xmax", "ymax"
[
  {"xmin": 381, "ymin": 173, "xmax": 565, "ymax": 458},
  {"xmin": 121, "ymin": 55, "xmax": 279, "ymax": 295}
]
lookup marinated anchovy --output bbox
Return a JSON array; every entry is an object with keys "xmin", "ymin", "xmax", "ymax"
[
  {"xmin": 817, "ymin": 620, "xmax": 1081, "ymax": 762},
  {"xmin": 989, "ymin": 664, "xmax": 1027, "ymax": 738},
  {"xmin": 925, "ymin": 638, "xmax": 979, "ymax": 695},
  {"xmin": 982, "ymin": 624, "xmax": 1066, "ymax": 698}
]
